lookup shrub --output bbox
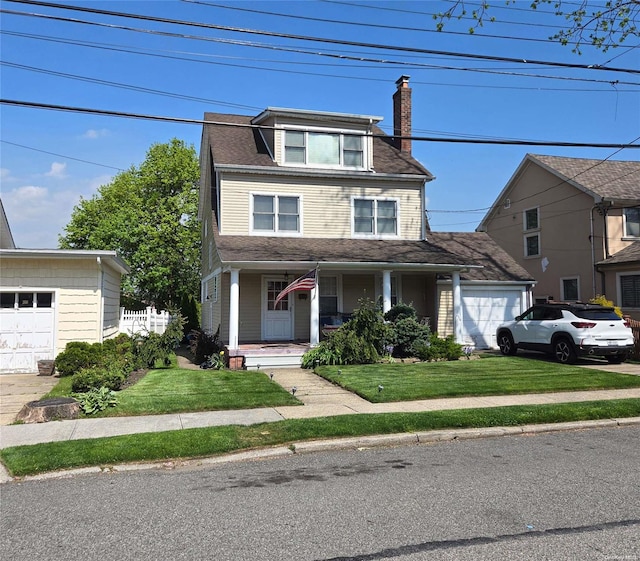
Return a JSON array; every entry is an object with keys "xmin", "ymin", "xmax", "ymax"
[
  {"xmin": 383, "ymin": 302, "xmax": 416, "ymax": 323},
  {"xmin": 189, "ymin": 326, "xmax": 222, "ymax": 364},
  {"xmin": 301, "ymin": 343, "xmax": 342, "ymax": 368},
  {"xmin": 72, "ymin": 386, "xmax": 118, "ymax": 415},
  {"xmin": 414, "ymin": 334, "xmax": 463, "ymax": 362},
  {"xmin": 390, "ymin": 317, "xmax": 431, "ymax": 358},
  {"xmin": 329, "ymin": 329, "xmax": 379, "ymax": 365},
  {"xmin": 71, "ymin": 364, "xmax": 127, "ymax": 393},
  {"xmin": 136, "ymin": 313, "xmax": 187, "ymax": 367},
  {"xmin": 343, "ymin": 298, "xmax": 392, "ymax": 356},
  {"xmin": 55, "ymin": 342, "xmax": 103, "ymax": 377},
  {"xmin": 589, "ymin": 295, "xmax": 623, "ymax": 318}
]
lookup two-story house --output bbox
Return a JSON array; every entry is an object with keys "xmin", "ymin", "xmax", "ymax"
[
  {"xmin": 199, "ymin": 76, "xmax": 534, "ymax": 368},
  {"xmin": 477, "ymin": 154, "xmax": 640, "ymax": 318}
]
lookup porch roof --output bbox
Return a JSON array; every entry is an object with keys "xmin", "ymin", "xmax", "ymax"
[
  {"xmin": 596, "ymin": 241, "xmax": 640, "ymax": 267},
  {"xmin": 214, "ymin": 232, "xmax": 533, "ymax": 282}
]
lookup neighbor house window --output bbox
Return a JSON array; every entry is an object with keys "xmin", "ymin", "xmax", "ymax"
[
  {"xmin": 621, "ymin": 274, "xmax": 640, "ymax": 308},
  {"xmin": 353, "ymin": 198, "xmax": 397, "ymax": 236},
  {"xmin": 284, "ymin": 130, "xmax": 364, "ymax": 168},
  {"xmin": 253, "ymin": 194, "xmax": 300, "ymax": 233},
  {"xmin": 624, "ymin": 207, "xmax": 640, "ymax": 238},
  {"xmin": 524, "ymin": 233, "xmax": 540, "ymax": 257},
  {"xmin": 561, "ymin": 277, "xmax": 579, "ymax": 301},
  {"xmin": 524, "ymin": 207, "xmax": 539, "ymax": 231}
]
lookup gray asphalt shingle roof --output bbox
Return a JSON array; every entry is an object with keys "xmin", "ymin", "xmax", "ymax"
[
  {"xmin": 530, "ymin": 154, "xmax": 640, "ymax": 201},
  {"xmin": 597, "ymin": 241, "xmax": 640, "ymax": 266}
]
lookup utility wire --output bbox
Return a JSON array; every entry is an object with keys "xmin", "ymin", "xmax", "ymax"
[
  {"xmin": 184, "ymin": 0, "xmax": 582, "ymax": 46},
  {"xmin": 4, "ymin": 0, "xmax": 638, "ymax": 74},
  {"xmin": 2, "ymin": 98, "xmax": 640, "ymax": 150}
]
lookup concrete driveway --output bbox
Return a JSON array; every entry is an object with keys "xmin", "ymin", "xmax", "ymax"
[{"xmin": 0, "ymin": 374, "xmax": 59, "ymax": 425}]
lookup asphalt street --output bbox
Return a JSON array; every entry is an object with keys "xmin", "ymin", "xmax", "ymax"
[{"xmin": 1, "ymin": 425, "xmax": 638, "ymax": 561}]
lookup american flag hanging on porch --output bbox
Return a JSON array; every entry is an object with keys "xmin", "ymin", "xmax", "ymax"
[{"xmin": 274, "ymin": 268, "xmax": 317, "ymax": 307}]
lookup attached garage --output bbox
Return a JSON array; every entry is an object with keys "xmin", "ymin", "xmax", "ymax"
[{"xmin": 0, "ymin": 249, "xmax": 129, "ymax": 374}]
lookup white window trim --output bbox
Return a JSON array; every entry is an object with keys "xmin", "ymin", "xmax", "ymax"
[
  {"xmin": 622, "ymin": 207, "xmax": 640, "ymax": 239},
  {"xmin": 318, "ymin": 274, "xmax": 343, "ymax": 317},
  {"xmin": 560, "ymin": 276, "xmax": 580, "ymax": 302},
  {"xmin": 249, "ymin": 192, "xmax": 304, "ymax": 237},
  {"xmin": 351, "ymin": 196, "xmax": 400, "ymax": 239},
  {"xmin": 523, "ymin": 206, "xmax": 540, "ymax": 232},
  {"xmin": 523, "ymin": 232, "xmax": 541, "ymax": 258},
  {"xmin": 616, "ymin": 270, "xmax": 640, "ymax": 309},
  {"xmin": 280, "ymin": 126, "xmax": 370, "ymax": 170}
]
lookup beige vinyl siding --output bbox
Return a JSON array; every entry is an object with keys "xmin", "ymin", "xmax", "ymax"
[
  {"xmin": 437, "ymin": 286, "xmax": 454, "ymax": 337},
  {"xmin": 219, "ymin": 175, "xmax": 424, "ymax": 240},
  {"xmin": 399, "ymin": 274, "xmax": 436, "ymax": 325},
  {"xmin": 102, "ymin": 262, "xmax": 122, "ymax": 339},
  {"xmin": 342, "ymin": 274, "xmax": 376, "ymax": 312}
]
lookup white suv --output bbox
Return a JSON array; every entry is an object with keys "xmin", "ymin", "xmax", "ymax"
[{"xmin": 496, "ymin": 303, "xmax": 634, "ymax": 364}]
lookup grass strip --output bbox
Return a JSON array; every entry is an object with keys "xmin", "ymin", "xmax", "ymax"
[{"xmin": 2, "ymin": 398, "xmax": 639, "ymax": 477}]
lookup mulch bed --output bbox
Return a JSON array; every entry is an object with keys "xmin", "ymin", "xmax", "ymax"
[{"xmin": 120, "ymin": 368, "xmax": 149, "ymax": 390}]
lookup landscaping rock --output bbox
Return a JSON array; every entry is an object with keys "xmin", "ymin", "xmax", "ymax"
[{"xmin": 16, "ymin": 397, "xmax": 80, "ymax": 423}]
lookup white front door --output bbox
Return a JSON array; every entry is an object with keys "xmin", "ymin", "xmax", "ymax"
[{"xmin": 263, "ymin": 278, "xmax": 293, "ymax": 340}]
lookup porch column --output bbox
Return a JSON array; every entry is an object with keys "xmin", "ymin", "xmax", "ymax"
[
  {"xmin": 382, "ymin": 270, "xmax": 392, "ymax": 314},
  {"xmin": 228, "ymin": 268, "xmax": 240, "ymax": 350},
  {"xmin": 310, "ymin": 282, "xmax": 320, "ymax": 346},
  {"xmin": 452, "ymin": 271, "xmax": 464, "ymax": 344}
]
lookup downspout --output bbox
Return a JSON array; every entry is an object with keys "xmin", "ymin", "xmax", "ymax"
[{"xmin": 590, "ymin": 205, "xmax": 597, "ymax": 297}]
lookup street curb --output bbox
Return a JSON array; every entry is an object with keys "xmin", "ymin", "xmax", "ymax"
[{"xmin": 2, "ymin": 417, "xmax": 639, "ymax": 484}]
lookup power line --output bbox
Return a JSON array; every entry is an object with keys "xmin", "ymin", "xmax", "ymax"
[
  {"xmin": 0, "ymin": 140, "xmax": 125, "ymax": 171},
  {"xmin": 2, "ymin": 98, "xmax": 640, "ymax": 150},
  {"xmin": 4, "ymin": 0, "xmax": 639, "ymax": 74},
  {"xmin": 185, "ymin": 0, "xmax": 575, "ymax": 46}
]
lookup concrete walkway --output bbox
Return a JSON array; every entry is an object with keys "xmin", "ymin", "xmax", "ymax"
[{"xmin": 2, "ymin": 361, "xmax": 640, "ymax": 450}]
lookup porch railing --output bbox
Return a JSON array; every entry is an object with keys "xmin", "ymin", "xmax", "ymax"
[{"xmin": 120, "ymin": 307, "xmax": 171, "ymax": 336}]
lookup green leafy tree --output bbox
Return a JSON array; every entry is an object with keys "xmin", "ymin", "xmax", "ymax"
[
  {"xmin": 435, "ymin": 1, "xmax": 638, "ymax": 52},
  {"xmin": 60, "ymin": 139, "xmax": 200, "ymax": 311}
]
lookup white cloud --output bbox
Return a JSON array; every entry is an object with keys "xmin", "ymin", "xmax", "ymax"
[
  {"xmin": 2, "ymin": 182, "xmax": 96, "ymax": 248},
  {"xmin": 44, "ymin": 162, "xmax": 68, "ymax": 179},
  {"xmin": 0, "ymin": 168, "xmax": 14, "ymax": 182},
  {"xmin": 82, "ymin": 128, "xmax": 109, "ymax": 139}
]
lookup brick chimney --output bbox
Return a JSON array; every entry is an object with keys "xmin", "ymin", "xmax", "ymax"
[{"xmin": 393, "ymin": 75, "xmax": 412, "ymax": 154}]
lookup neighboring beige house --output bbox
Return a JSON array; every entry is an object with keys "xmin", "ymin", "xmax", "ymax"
[
  {"xmin": 0, "ymin": 249, "xmax": 129, "ymax": 373},
  {"xmin": 199, "ymin": 76, "xmax": 534, "ymax": 368},
  {"xmin": 477, "ymin": 154, "xmax": 640, "ymax": 318}
]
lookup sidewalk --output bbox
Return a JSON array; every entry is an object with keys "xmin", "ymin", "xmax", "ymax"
[{"xmin": 2, "ymin": 365, "xmax": 640, "ymax": 450}]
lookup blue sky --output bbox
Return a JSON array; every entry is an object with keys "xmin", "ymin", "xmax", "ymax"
[{"xmin": 1, "ymin": 0, "xmax": 638, "ymax": 247}]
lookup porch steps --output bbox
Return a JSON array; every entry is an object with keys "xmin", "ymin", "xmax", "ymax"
[
  {"xmin": 230, "ymin": 342, "xmax": 309, "ymax": 370},
  {"xmin": 244, "ymin": 354, "xmax": 304, "ymax": 370}
]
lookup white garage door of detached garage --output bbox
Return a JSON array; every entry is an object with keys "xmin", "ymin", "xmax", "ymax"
[
  {"xmin": 461, "ymin": 288, "xmax": 524, "ymax": 349},
  {"xmin": 0, "ymin": 292, "xmax": 55, "ymax": 373}
]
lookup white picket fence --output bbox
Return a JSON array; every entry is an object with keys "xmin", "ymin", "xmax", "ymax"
[{"xmin": 119, "ymin": 307, "xmax": 171, "ymax": 336}]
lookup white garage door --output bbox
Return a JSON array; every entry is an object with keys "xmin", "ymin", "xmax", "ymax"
[
  {"xmin": 462, "ymin": 289, "xmax": 523, "ymax": 349},
  {"xmin": 0, "ymin": 292, "xmax": 55, "ymax": 373}
]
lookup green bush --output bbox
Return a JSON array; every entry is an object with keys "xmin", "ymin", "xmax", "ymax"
[
  {"xmin": 72, "ymin": 386, "xmax": 118, "ymax": 415},
  {"xmin": 136, "ymin": 313, "xmax": 187, "ymax": 367},
  {"xmin": 329, "ymin": 329, "xmax": 379, "ymax": 365},
  {"xmin": 390, "ymin": 317, "xmax": 431, "ymax": 358},
  {"xmin": 55, "ymin": 342, "xmax": 103, "ymax": 377},
  {"xmin": 343, "ymin": 298, "xmax": 392, "ymax": 356},
  {"xmin": 301, "ymin": 343, "xmax": 342, "ymax": 368},
  {"xmin": 414, "ymin": 334, "xmax": 463, "ymax": 362},
  {"xmin": 71, "ymin": 364, "xmax": 126, "ymax": 393},
  {"xmin": 383, "ymin": 302, "xmax": 416, "ymax": 323}
]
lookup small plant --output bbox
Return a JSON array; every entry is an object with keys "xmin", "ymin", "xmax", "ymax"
[
  {"xmin": 301, "ymin": 343, "xmax": 342, "ymax": 367},
  {"xmin": 414, "ymin": 334, "xmax": 463, "ymax": 362},
  {"xmin": 589, "ymin": 295, "xmax": 623, "ymax": 318},
  {"xmin": 55, "ymin": 342, "xmax": 103, "ymax": 377},
  {"xmin": 136, "ymin": 313, "xmax": 187, "ymax": 367},
  {"xmin": 72, "ymin": 386, "xmax": 118, "ymax": 415},
  {"xmin": 201, "ymin": 350, "xmax": 226, "ymax": 369},
  {"xmin": 71, "ymin": 364, "xmax": 127, "ymax": 393},
  {"xmin": 389, "ymin": 316, "xmax": 431, "ymax": 358},
  {"xmin": 189, "ymin": 326, "xmax": 222, "ymax": 364}
]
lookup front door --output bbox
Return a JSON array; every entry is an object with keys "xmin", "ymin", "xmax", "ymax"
[{"xmin": 263, "ymin": 278, "xmax": 293, "ymax": 340}]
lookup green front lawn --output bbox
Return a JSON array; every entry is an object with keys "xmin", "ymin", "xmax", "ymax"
[
  {"xmin": 45, "ymin": 367, "xmax": 301, "ymax": 417},
  {"xmin": 317, "ymin": 356, "xmax": 640, "ymax": 402}
]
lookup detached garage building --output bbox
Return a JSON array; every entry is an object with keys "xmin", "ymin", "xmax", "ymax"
[{"xmin": 0, "ymin": 249, "xmax": 129, "ymax": 374}]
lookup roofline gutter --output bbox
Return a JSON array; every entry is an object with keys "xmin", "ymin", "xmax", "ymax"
[
  {"xmin": 219, "ymin": 261, "xmax": 482, "ymax": 273},
  {"xmin": 213, "ymin": 163, "xmax": 433, "ymax": 183},
  {"xmin": 0, "ymin": 249, "xmax": 130, "ymax": 275}
]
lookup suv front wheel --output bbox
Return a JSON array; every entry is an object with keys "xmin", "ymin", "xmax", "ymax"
[
  {"xmin": 553, "ymin": 337, "xmax": 577, "ymax": 364},
  {"xmin": 498, "ymin": 332, "xmax": 518, "ymax": 356}
]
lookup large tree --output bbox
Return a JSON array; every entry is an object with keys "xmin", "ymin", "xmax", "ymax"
[
  {"xmin": 435, "ymin": 0, "xmax": 639, "ymax": 52},
  {"xmin": 60, "ymin": 138, "xmax": 201, "ymax": 311}
]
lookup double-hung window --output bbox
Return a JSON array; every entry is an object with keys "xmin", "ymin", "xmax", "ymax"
[
  {"xmin": 253, "ymin": 194, "xmax": 300, "ymax": 234},
  {"xmin": 353, "ymin": 198, "xmax": 397, "ymax": 236},
  {"xmin": 624, "ymin": 207, "xmax": 640, "ymax": 238},
  {"xmin": 523, "ymin": 207, "xmax": 540, "ymax": 257},
  {"xmin": 284, "ymin": 130, "xmax": 364, "ymax": 168}
]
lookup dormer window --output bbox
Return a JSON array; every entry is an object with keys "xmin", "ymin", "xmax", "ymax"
[{"xmin": 284, "ymin": 130, "xmax": 364, "ymax": 168}]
